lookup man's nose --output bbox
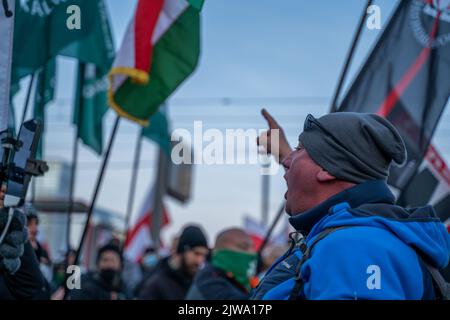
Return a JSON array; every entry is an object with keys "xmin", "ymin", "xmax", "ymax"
[{"xmin": 282, "ymin": 152, "xmax": 293, "ymax": 170}]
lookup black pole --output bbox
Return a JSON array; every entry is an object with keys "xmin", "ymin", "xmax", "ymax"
[
  {"xmin": 66, "ymin": 63, "xmax": 85, "ymax": 252},
  {"xmin": 20, "ymin": 74, "xmax": 36, "ymax": 125},
  {"xmin": 256, "ymin": 201, "xmax": 286, "ymax": 274},
  {"xmin": 257, "ymin": 201, "xmax": 286, "ymax": 257},
  {"xmin": 123, "ymin": 130, "xmax": 143, "ymax": 249},
  {"xmin": 74, "ymin": 115, "xmax": 120, "ymax": 264},
  {"xmin": 151, "ymin": 146, "xmax": 169, "ymax": 249},
  {"xmin": 66, "ymin": 128, "xmax": 79, "ymax": 251},
  {"xmin": 329, "ymin": 0, "xmax": 373, "ymax": 113},
  {"xmin": 65, "ymin": 115, "xmax": 120, "ymax": 290}
]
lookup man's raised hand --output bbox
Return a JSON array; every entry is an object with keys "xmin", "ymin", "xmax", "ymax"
[{"xmin": 257, "ymin": 108, "xmax": 292, "ymax": 163}]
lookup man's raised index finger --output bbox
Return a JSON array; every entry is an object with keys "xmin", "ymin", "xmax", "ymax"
[{"xmin": 261, "ymin": 108, "xmax": 279, "ymax": 129}]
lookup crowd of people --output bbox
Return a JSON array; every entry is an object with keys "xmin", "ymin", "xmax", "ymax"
[
  {"xmin": 17, "ymin": 216, "xmax": 285, "ymax": 300},
  {"xmin": 1, "ymin": 196, "xmax": 286, "ymax": 300},
  {"xmin": 0, "ymin": 111, "xmax": 449, "ymax": 300}
]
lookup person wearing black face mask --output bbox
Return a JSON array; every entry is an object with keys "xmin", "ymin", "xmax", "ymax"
[{"xmin": 70, "ymin": 244, "xmax": 131, "ymax": 300}]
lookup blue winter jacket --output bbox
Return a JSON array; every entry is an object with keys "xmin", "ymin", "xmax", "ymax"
[{"xmin": 251, "ymin": 180, "xmax": 450, "ymax": 300}]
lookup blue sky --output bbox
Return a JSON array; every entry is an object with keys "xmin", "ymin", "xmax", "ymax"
[{"xmin": 14, "ymin": 0, "xmax": 450, "ymax": 247}]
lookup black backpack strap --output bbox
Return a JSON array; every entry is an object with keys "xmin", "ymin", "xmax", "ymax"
[
  {"xmin": 420, "ymin": 258, "xmax": 450, "ymax": 300},
  {"xmin": 288, "ymin": 226, "xmax": 351, "ymax": 300}
]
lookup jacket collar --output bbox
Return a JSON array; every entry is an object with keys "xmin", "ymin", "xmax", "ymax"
[{"xmin": 289, "ymin": 180, "xmax": 395, "ymax": 233}]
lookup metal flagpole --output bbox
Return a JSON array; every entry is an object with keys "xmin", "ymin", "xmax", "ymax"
[
  {"xmin": 151, "ymin": 145, "xmax": 169, "ymax": 249},
  {"xmin": 257, "ymin": 200, "xmax": 286, "ymax": 257},
  {"xmin": 123, "ymin": 130, "xmax": 144, "ymax": 248},
  {"xmin": 66, "ymin": 63, "xmax": 85, "ymax": 252},
  {"xmin": 64, "ymin": 115, "xmax": 120, "ymax": 299},
  {"xmin": 329, "ymin": 0, "xmax": 373, "ymax": 113},
  {"xmin": 66, "ymin": 119, "xmax": 80, "ymax": 251}
]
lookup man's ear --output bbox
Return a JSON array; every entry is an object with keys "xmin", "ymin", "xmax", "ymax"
[{"xmin": 316, "ymin": 168, "xmax": 336, "ymax": 182}]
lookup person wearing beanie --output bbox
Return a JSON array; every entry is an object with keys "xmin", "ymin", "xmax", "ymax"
[
  {"xmin": 252, "ymin": 109, "xmax": 450, "ymax": 300},
  {"xmin": 70, "ymin": 243, "xmax": 131, "ymax": 300},
  {"xmin": 138, "ymin": 225, "xmax": 209, "ymax": 300}
]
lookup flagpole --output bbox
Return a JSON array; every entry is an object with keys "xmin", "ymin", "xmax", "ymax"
[
  {"xmin": 257, "ymin": 201, "xmax": 286, "ymax": 256},
  {"xmin": 66, "ymin": 124, "xmax": 79, "ymax": 251},
  {"xmin": 151, "ymin": 145, "xmax": 169, "ymax": 249},
  {"xmin": 66, "ymin": 63, "xmax": 84, "ymax": 252},
  {"xmin": 256, "ymin": 201, "xmax": 286, "ymax": 274},
  {"xmin": 68, "ymin": 115, "xmax": 120, "ymax": 288},
  {"xmin": 329, "ymin": 0, "xmax": 373, "ymax": 113},
  {"xmin": 123, "ymin": 130, "xmax": 144, "ymax": 248},
  {"xmin": 261, "ymin": 157, "xmax": 271, "ymax": 227}
]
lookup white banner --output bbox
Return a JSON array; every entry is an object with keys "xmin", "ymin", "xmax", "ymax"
[{"xmin": 0, "ymin": 0, "xmax": 15, "ymax": 132}]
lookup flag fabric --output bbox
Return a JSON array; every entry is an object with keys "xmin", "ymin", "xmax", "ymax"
[
  {"xmin": 338, "ymin": 0, "xmax": 450, "ymax": 190},
  {"xmin": 124, "ymin": 186, "xmax": 170, "ymax": 263},
  {"xmin": 73, "ymin": 63, "xmax": 111, "ymax": 155},
  {"xmin": 243, "ymin": 216, "xmax": 289, "ymax": 251},
  {"xmin": 33, "ymin": 59, "xmax": 56, "ymax": 159},
  {"xmin": 0, "ymin": 0, "xmax": 15, "ymax": 132},
  {"xmin": 109, "ymin": 0, "xmax": 204, "ymax": 126},
  {"xmin": 12, "ymin": 0, "xmax": 104, "ymax": 82},
  {"xmin": 398, "ymin": 145, "xmax": 450, "ymax": 228},
  {"xmin": 64, "ymin": 0, "xmax": 115, "ymax": 155},
  {"xmin": 12, "ymin": 0, "xmax": 115, "ymax": 154},
  {"xmin": 243, "ymin": 216, "xmax": 266, "ymax": 251},
  {"xmin": 142, "ymin": 108, "xmax": 171, "ymax": 155}
]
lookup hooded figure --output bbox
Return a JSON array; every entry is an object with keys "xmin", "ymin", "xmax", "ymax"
[{"xmin": 252, "ymin": 112, "xmax": 450, "ymax": 300}]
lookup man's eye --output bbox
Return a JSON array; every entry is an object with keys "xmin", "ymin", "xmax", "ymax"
[{"xmin": 295, "ymin": 146, "xmax": 303, "ymax": 151}]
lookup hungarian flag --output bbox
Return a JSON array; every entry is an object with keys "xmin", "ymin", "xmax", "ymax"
[
  {"xmin": 109, "ymin": 0, "xmax": 204, "ymax": 126},
  {"xmin": 124, "ymin": 185, "xmax": 170, "ymax": 263},
  {"xmin": 338, "ymin": 0, "xmax": 450, "ymax": 191}
]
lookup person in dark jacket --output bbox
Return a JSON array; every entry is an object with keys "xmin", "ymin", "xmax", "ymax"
[
  {"xmin": 0, "ymin": 203, "xmax": 47, "ymax": 299},
  {"xmin": 70, "ymin": 244, "xmax": 131, "ymax": 300},
  {"xmin": 138, "ymin": 225, "xmax": 209, "ymax": 300},
  {"xmin": 252, "ymin": 110, "xmax": 450, "ymax": 300},
  {"xmin": 186, "ymin": 228, "xmax": 257, "ymax": 300}
]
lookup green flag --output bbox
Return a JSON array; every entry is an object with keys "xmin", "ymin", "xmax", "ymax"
[
  {"xmin": 12, "ymin": 0, "xmax": 115, "ymax": 154},
  {"xmin": 12, "ymin": 0, "xmax": 103, "ymax": 83},
  {"xmin": 33, "ymin": 59, "xmax": 57, "ymax": 159},
  {"xmin": 73, "ymin": 63, "xmax": 109, "ymax": 154},
  {"xmin": 142, "ymin": 110, "xmax": 170, "ymax": 156},
  {"xmin": 68, "ymin": 0, "xmax": 115, "ymax": 154}
]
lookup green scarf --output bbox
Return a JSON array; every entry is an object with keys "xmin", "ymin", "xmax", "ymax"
[{"xmin": 212, "ymin": 249, "xmax": 257, "ymax": 292}]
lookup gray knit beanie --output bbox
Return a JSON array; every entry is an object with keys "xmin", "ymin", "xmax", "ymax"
[{"xmin": 298, "ymin": 112, "xmax": 407, "ymax": 184}]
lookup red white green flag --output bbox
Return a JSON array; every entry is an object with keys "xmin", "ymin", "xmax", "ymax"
[{"xmin": 109, "ymin": 0, "xmax": 204, "ymax": 126}]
